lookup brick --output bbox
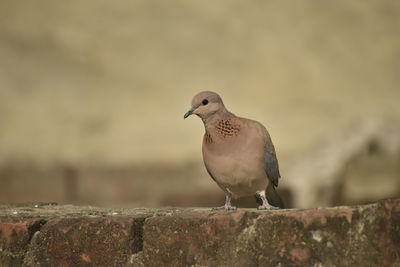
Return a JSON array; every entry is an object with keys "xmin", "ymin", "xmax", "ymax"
[
  {"xmin": 23, "ymin": 216, "xmax": 145, "ymax": 266},
  {"xmin": 0, "ymin": 219, "xmax": 45, "ymax": 266}
]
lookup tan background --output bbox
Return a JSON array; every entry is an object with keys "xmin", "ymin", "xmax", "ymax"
[{"xmin": 1, "ymin": 1, "xmax": 399, "ymax": 207}]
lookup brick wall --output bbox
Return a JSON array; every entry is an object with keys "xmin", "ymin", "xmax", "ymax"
[{"xmin": 1, "ymin": 199, "xmax": 399, "ymax": 266}]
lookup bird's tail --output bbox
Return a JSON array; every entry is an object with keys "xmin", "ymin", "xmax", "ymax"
[{"xmin": 266, "ymin": 183, "xmax": 285, "ymax": 209}]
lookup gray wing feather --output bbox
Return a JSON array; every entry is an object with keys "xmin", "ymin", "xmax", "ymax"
[{"xmin": 263, "ymin": 135, "xmax": 281, "ymax": 187}]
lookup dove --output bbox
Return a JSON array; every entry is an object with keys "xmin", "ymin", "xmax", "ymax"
[{"xmin": 184, "ymin": 91, "xmax": 284, "ymax": 210}]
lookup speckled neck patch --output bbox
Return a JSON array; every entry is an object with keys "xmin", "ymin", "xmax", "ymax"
[{"xmin": 215, "ymin": 119, "xmax": 240, "ymax": 138}]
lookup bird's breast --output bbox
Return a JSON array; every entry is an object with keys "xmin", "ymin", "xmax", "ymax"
[{"xmin": 202, "ymin": 129, "xmax": 267, "ymax": 197}]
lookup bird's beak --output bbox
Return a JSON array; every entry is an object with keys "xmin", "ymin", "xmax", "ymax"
[{"xmin": 184, "ymin": 108, "xmax": 194, "ymax": 119}]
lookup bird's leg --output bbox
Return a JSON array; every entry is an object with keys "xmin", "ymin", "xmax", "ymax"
[
  {"xmin": 256, "ymin": 190, "xmax": 279, "ymax": 210},
  {"xmin": 223, "ymin": 194, "xmax": 237, "ymax": 210},
  {"xmin": 212, "ymin": 194, "xmax": 237, "ymax": 211}
]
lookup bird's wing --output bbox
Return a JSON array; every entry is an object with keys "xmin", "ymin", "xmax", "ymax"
[{"xmin": 262, "ymin": 130, "xmax": 281, "ymax": 187}]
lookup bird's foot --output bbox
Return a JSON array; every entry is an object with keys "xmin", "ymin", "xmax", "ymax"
[
  {"xmin": 212, "ymin": 204, "xmax": 237, "ymax": 211},
  {"xmin": 257, "ymin": 204, "xmax": 280, "ymax": 210},
  {"xmin": 212, "ymin": 194, "xmax": 236, "ymax": 211}
]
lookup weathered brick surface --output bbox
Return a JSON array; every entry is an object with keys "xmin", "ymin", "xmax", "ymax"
[
  {"xmin": 0, "ymin": 200, "xmax": 399, "ymax": 267},
  {"xmin": 143, "ymin": 199, "xmax": 400, "ymax": 267},
  {"xmin": 378, "ymin": 199, "xmax": 400, "ymax": 267},
  {"xmin": 0, "ymin": 204, "xmax": 152, "ymax": 267},
  {"xmin": 23, "ymin": 216, "xmax": 146, "ymax": 266},
  {"xmin": 0, "ymin": 220, "xmax": 45, "ymax": 266}
]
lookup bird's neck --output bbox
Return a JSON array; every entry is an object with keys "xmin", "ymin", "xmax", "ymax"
[{"xmin": 203, "ymin": 110, "xmax": 239, "ymax": 141}]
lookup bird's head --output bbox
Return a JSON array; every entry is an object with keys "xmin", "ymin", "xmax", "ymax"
[{"xmin": 184, "ymin": 91, "xmax": 226, "ymax": 120}]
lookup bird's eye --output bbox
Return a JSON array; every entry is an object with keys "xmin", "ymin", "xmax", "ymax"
[{"xmin": 202, "ymin": 99, "xmax": 209, "ymax": 105}]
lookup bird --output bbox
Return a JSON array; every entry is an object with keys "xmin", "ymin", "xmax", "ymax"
[{"xmin": 184, "ymin": 91, "xmax": 284, "ymax": 210}]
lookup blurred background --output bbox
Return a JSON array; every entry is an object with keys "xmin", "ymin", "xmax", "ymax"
[{"xmin": 1, "ymin": 0, "xmax": 399, "ymax": 208}]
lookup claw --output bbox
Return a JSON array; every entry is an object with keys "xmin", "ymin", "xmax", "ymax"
[
  {"xmin": 257, "ymin": 204, "xmax": 279, "ymax": 210},
  {"xmin": 212, "ymin": 205, "xmax": 237, "ymax": 211},
  {"xmin": 212, "ymin": 194, "xmax": 236, "ymax": 211},
  {"xmin": 256, "ymin": 190, "xmax": 280, "ymax": 210}
]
